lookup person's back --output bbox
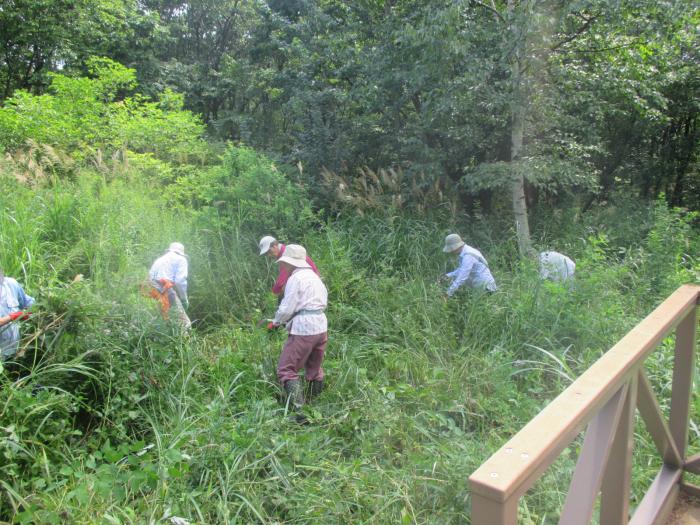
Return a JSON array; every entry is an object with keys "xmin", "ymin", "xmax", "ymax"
[
  {"xmin": 279, "ymin": 268, "xmax": 327, "ymax": 335},
  {"xmin": 539, "ymin": 251, "xmax": 575, "ymax": 283},
  {"xmin": 149, "ymin": 251, "xmax": 187, "ymax": 286},
  {"xmin": 461, "ymin": 245, "xmax": 497, "ymax": 291}
]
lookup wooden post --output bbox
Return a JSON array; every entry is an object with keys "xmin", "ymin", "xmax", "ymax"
[
  {"xmin": 559, "ymin": 383, "xmax": 629, "ymax": 525},
  {"xmin": 471, "ymin": 493, "xmax": 518, "ymax": 525},
  {"xmin": 600, "ymin": 373, "xmax": 638, "ymax": 525},
  {"xmin": 668, "ymin": 307, "xmax": 698, "ymax": 460}
]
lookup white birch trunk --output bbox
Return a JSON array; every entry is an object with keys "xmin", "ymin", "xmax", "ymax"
[{"xmin": 509, "ymin": 0, "xmax": 534, "ymax": 258}]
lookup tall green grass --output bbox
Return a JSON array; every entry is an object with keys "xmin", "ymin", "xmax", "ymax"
[{"xmin": 1, "ymin": 157, "xmax": 698, "ymax": 523}]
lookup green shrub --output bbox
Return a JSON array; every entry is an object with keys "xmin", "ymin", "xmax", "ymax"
[
  {"xmin": 0, "ymin": 58, "xmax": 207, "ymax": 167},
  {"xmin": 170, "ymin": 145, "xmax": 315, "ymax": 238}
]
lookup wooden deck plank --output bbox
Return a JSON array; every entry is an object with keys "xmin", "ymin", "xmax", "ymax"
[{"xmin": 666, "ymin": 493, "xmax": 700, "ymax": 525}]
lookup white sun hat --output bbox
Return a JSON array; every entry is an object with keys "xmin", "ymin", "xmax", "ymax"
[
  {"xmin": 443, "ymin": 233, "xmax": 465, "ymax": 253},
  {"xmin": 259, "ymin": 235, "xmax": 277, "ymax": 255},
  {"xmin": 276, "ymin": 244, "xmax": 311, "ymax": 268},
  {"xmin": 168, "ymin": 242, "xmax": 186, "ymax": 256}
]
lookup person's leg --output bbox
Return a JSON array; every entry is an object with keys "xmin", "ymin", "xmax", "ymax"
[
  {"xmin": 277, "ymin": 334, "xmax": 316, "ymax": 384},
  {"xmin": 168, "ymin": 290, "xmax": 191, "ymax": 330},
  {"xmin": 277, "ymin": 335, "xmax": 316, "ymax": 410},
  {"xmin": 303, "ymin": 333, "xmax": 327, "ymax": 382},
  {"xmin": 304, "ymin": 333, "xmax": 328, "ymax": 399}
]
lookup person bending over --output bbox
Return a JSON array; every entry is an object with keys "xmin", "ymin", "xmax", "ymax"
[
  {"xmin": 259, "ymin": 236, "xmax": 319, "ymax": 296},
  {"xmin": 442, "ymin": 234, "xmax": 497, "ymax": 296},
  {"xmin": 148, "ymin": 242, "xmax": 191, "ymax": 330},
  {"xmin": 0, "ymin": 270, "xmax": 35, "ymax": 361}
]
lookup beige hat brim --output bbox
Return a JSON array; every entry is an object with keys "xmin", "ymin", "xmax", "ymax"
[
  {"xmin": 277, "ymin": 255, "xmax": 311, "ymax": 269},
  {"xmin": 443, "ymin": 241, "xmax": 465, "ymax": 253}
]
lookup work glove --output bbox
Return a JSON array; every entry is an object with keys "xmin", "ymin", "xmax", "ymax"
[
  {"xmin": 158, "ymin": 278, "xmax": 174, "ymax": 290},
  {"xmin": 9, "ymin": 311, "xmax": 31, "ymax": 321},
  {"xmin": 266, "ymin": 322, "xmax": 277, "ymax": 331}
]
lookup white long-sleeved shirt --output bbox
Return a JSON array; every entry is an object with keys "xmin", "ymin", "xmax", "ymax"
[
  {"xmin": 539, "ymin": 251, "xmax": 575, "ymax": 283},
  {"xmin": 149, "ymin": 251, "xmax": 188, "ymax": 302},
  {"xmin": 446, "ymin": 244, "xmax": 497, "ymax": 295},
  {"xmin": 274, "ymin": 268, "xmax": 328, "ymax": 335}
]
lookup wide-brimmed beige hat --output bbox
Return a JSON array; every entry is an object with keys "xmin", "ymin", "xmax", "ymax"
[
  {"xmin": 443, "ymin": 234, "xmax": 465, "ymax": 253},
  {"xmin": 168, "ymin": 242, "xmax": 186, "ymax": 257},
  {"xmin": 259, "ymin": 235, "xmax": 276, "ymax": 255},
  {"xmin": 277, "ymin": 244, "xmax": 311, "ymax": 268}
]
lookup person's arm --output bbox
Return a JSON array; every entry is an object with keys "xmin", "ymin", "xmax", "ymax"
[
  {"xmin": 272, "ymin": 266, "xmax": 290, "ymax": 296},
  {"xmin": 447, "ymin": 255, "xmax": 475, "ymax": 296},
  {"xmin": 16, "ymin": 284, "xmax": 35, "ymax": 309},
  {"xmin": 0, "ymin": 282, "xmax": 34, "ymax": 325},
  {"xmin": 445, "ymin": 268, "xmax": 458, "ymax": 279},
  {"xmin": 0, "ymin": 311, "xmax": 30, "ymax": 326},
  {"xmin": 273, "ymin": 275, "xmax": 300, "ymax": 325},
  {"xmin": 173, "ymin": 259, "xmax": 188, "ymax": 304}
]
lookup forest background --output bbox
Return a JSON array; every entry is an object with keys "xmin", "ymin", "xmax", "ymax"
[{"xmin": 0, "ymin": 0, "xmax": 699, "ymax": 523}]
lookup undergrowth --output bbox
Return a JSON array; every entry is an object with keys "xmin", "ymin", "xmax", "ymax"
[{"xmin": 1, "ymin": 129, "xmax": 698, "ymax": 523}]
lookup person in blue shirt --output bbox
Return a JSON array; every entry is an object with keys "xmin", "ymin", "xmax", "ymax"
[
  {"xmin": 443, "ymin": 234, "xmax": 497, "ymax": 296},
  {"xmin": 0, "ymin": 270, "xmax": 35, "ymax": 361}
]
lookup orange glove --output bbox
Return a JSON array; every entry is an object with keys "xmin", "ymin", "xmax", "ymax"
[
  {"xmin": 266, "ymin": 322, "xmax": 277, "ymax": 331},
  {"xmin": 9, "ymin": 311, "xmax": 31, "ymax": 321},
  {"xmin": 158, "ymin": 278, "xmax": 174, "ymax": 290}
]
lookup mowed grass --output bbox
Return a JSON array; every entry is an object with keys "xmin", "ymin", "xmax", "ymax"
[{"xmin": 1, "ymin": 171, "xmax": 699, "ymax": 524}]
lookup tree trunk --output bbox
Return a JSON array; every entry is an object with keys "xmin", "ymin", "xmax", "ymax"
[
  {"xmin": 508, "ymin": 3, "xmax": 534, "ymax": 258},
  {"xmin": 510, "ymin": 166, "xmax": 533, "ymax": 257}
]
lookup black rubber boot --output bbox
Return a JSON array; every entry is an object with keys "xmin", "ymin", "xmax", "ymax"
[
  {"xmin": 284, "ymin": 379, "xmax": 309, "ymax": 424},
  {"xmin": 309, "ymin": 379, "xmax": 324, "ymax": 399},
  {"xmin": 284, "ymin": 379, "xmax": 304, "ymax": 411}
]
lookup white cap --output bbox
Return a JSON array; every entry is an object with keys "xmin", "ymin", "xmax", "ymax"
[
  {"xmin": 443, "ymin": 234, "xmax": 465, "ymax": 253},
  {"xmin": 277, "ymin": 244, "xmax": 311, "ymax": 269},
  {"xmin": 168, "ymin": 242, "xmax": 186, "ymax": 256},
  {"xmin": 259, "ymin": 235, "xmax": 277, "ymax": 255}
]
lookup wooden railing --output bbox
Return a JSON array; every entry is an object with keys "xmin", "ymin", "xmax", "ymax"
[{"xmin": 469, "ymin": 284, "xmax": 700, "ymax": 524}]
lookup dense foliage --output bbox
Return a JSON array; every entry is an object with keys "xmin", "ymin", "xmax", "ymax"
[
  {"xmin": 1, "ymin": 1, "xmax": 699, "ymax": 523},
  {"xmin": 1, "ymin": 155, "xmax": 698, "ymax": 523},
  {"xmin": 2, "ymin": 1, "xmax": 699, "ymax": 212}
]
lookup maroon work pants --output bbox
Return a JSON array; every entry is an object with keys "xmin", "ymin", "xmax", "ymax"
[{"xmin": 277, "ymin": 332, "xmax": 328, "ymax": 385}]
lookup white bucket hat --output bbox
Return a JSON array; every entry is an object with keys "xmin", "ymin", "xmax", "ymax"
[
  {"xmin": 443, "ymin": 233, "xmax": 465, "ymax": 253},
  {"xmin": 259, "ymin": 235, "xmax": 277, "ymax": 255},
  {"xmin": 168, "ymin": 242, "xmax": 186, "ymax": 257},
  {"xmin": 277, "ymin": 244, "xmax": 311, "ymax": 269}
]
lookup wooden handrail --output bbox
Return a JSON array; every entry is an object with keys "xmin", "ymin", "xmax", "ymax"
[{"xmin": 469, "ymin": 284, "xmax": 699, "ymax": 524}]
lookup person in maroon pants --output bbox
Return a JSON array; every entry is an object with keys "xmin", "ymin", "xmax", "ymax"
[{"xmin": 268, "ymin": 244, "xmax": 328, "ymax": 416}]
